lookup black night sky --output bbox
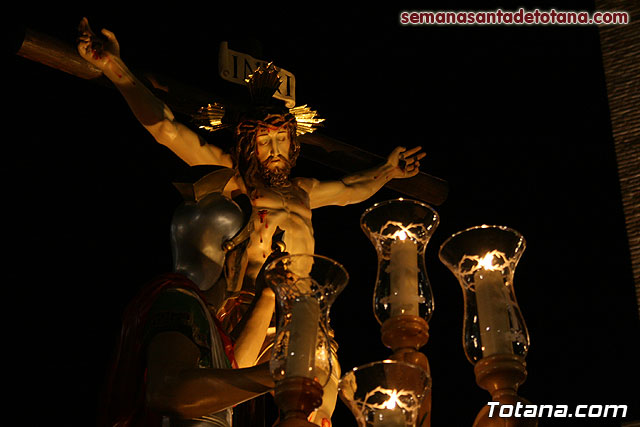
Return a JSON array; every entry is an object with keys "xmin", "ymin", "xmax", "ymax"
[{"xmin": 6, "ymin": 2, "xmax": 639, "ymax": 426}]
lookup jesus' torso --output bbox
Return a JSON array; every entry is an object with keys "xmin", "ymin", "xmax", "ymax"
[{"xmin": 236, "ymin": 177, "xmax": 316, "ymax": 282}]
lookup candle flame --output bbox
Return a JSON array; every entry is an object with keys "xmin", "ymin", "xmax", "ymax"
[
  {"xmin": 360, "ymin": 386, "xmax": 419, "ymax": 416},
  {"xmin": 479, "ymin": 253, "xmax": 494, "ymax": 269},
  {"xmin": 382, "ymin": 390, "xmax": 399, "ymax": 409},
  {"xmin": 458, "ymin": 250, "xmax": 509, "ymax": 277},
  {"xmin": 378, "ymin": 220, "xmax": 427, "ymax": 243}
]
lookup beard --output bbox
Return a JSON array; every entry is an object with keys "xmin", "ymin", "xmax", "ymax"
[{"xmin": 259, "ymin": 156, "xmax": 292, "ymax": 188}]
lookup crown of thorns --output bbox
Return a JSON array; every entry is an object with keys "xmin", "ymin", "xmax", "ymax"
[{"xmin": 191, "ymin": 63, "xmax": 324, "ymax": 136}]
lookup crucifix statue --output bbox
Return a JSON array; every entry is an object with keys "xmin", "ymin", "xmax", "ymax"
[{"xmin": 16, "ymin": 17, "xmax": 449, "ymax": 427}]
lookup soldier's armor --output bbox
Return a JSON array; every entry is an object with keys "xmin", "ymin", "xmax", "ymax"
[{"xmin": 154, "ymin": 166, "xmax": 256, "ymax": 426}]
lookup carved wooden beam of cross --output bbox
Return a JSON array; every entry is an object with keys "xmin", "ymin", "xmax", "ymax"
[{"xmin": 15, "ymin": 27, "xmax": 449, "ymax": 206}]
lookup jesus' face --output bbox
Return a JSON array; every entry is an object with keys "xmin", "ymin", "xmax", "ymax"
[{"xmin": 255, "ymin": 125, "xmax": 292, "ymax": 187}]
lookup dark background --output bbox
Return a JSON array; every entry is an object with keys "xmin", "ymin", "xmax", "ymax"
[{"xmin": 6, "ymin": 2, "xmax": 639, "ymax": 426}]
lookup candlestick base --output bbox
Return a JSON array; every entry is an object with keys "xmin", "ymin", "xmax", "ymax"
[
  {"xmin": 381, "ymin": 315, "xmax": 429, "ymax": 350},
  {"xmin": 473, "ymin": 354, "xmax": 537, "ymax": 427},
  {"xmin": 381, "ymin": 315, "xmax": 431, "ymax": 427},
  {"xmin": 274, "ymin": 376, "xmax": 324, "ymax": 427}
]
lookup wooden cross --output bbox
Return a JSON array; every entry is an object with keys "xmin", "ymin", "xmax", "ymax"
[{"xmin": 16, "ymin": 27, "xmax": 449, "ymax": 206}]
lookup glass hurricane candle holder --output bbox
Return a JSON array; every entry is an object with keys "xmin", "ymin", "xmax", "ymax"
[
  {"xmin": 265, "ymin": 253, "xmax": 348, "ymax": 386},
  {"xmin": 339, "ymin": 360, "xmax": 431, "ymax": 427},
  {"xmin": 360, "ymin": 199, "xmax": 439, "ymax": 324},
  {"xmin": 438, "ymin": 225, "xmax": 529, "ymax": 363},
  {"xmin": 439, "ymin": 225, "xmax": 536, "ymax": 427}
]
